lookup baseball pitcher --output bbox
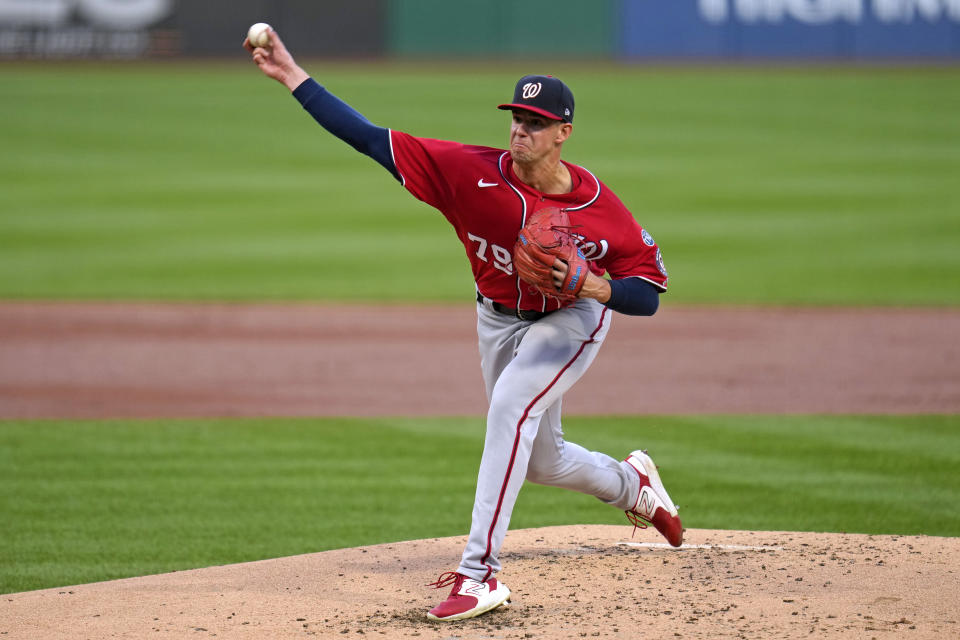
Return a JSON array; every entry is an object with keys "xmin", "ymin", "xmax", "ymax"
[{"xmin": 245, "ymin": 28, "xmax": 683, "ymax": 622}]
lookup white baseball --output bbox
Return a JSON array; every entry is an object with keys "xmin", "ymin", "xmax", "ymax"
[{"xmin": 247, "ymin": 22, "xmax": 271, "ymax": 48}]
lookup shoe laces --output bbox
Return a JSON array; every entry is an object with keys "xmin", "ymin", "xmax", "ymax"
[
  {"xmin": 624, "ymin": 509, "xmax": 651, "ymax": 538},
  {"xmin": 427, "ymin": 571, "xmax": 465, "ymax": 590}
]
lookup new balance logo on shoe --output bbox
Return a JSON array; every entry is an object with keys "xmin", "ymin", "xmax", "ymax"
[
  {"xmin": 635, "ymin": 487, "xmax": 658, "ymax": 520},
  {"xmin": 427, "ymin": 571, "xmax": 511, "ymax": 621}
]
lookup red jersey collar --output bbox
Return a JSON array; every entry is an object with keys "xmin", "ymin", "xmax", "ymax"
[{"xmin": 500, "ymin": 154, "xmax": 600, "ymax": 209}]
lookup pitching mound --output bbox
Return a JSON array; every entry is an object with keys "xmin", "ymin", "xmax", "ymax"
[{"xmin": 2, "ymin": 526, "xmax": 957, "ymax": 639}]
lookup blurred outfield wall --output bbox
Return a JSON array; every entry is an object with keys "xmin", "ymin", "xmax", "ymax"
[{"xmin": 0, "ymin": 0, "xmax": 957, "ymax": 59}]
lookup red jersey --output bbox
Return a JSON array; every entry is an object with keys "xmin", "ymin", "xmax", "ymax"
[{"xmin": 390, "ymin": 131, "xmax": 668, "ymax": 312}]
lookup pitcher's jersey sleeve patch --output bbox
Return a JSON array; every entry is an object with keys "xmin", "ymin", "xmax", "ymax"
[
  {"xmin": 607, "ymin": 235, "xmax": 668, "ymax": 292},
  {"xmin": 585, "ymin": 193, "xmax": 668, "ymax": 292}
]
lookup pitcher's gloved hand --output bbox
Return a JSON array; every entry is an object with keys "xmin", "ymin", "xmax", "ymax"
[{"xmin": 513, "ymin": 207, "xmax": 588, "ymax": 303}]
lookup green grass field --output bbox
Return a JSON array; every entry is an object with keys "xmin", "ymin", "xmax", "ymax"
[
  {"xmin": 1, "ymin": 63, "xmax": 958, "ymax": 304},
  {"xmin": 1, "ymin": 62, "xmax": 958, "ymax": 595},
  {"xmin": 2, "ymin": 415, "xmax": 958, "ymax": 594}
]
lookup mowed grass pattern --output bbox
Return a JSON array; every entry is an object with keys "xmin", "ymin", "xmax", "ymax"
[
  {"xmin": 1, "ymin": 63, "xmax": 958, "ymax": 304},
  {"xmin": 1, "ymin": 415, "xmax": 958, "ymax": 594}
]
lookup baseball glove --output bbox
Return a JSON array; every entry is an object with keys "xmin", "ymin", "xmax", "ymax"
[{"xmin": 513, "ymin": 207, "xmax": 589, "ymax": 303}]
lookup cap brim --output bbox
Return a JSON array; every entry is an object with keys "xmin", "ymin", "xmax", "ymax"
[{"xmin": 497, "ymin": 104, "xmax": 564, "ymax": 121}]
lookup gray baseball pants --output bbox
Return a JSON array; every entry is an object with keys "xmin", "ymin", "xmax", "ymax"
[{"xmin": 459, "ymin": 296, "xmax": 642, "ymax": 581}]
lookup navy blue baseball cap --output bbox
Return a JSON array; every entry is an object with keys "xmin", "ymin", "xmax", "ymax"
[{"xmin": 498, "ymin": 74, "xmax": 574, "ymax": 124}]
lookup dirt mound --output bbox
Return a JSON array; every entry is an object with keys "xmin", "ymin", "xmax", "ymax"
[{"xmin": 2, "ymin": 525, "xmax": 956, "ymax": 639}]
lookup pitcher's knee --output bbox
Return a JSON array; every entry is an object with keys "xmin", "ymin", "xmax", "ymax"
[{"xmin": 525, "ymin": 460, "xmax": 558, "ymax": 486}]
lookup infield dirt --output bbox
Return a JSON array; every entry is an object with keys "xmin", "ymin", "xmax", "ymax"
[
  {"xmin": 1, "ymin": 302, "xmax": 958, "ymax": 639},
  {"xmin": 1, "ymin": 302, "xmax": 958, "ymax": 418}
]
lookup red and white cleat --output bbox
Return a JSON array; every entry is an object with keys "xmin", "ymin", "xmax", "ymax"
[
  {"xmin": 426, "ymin": 571, "xmax": 511, "ymax": 621},
  {"xmin": 624, "ymin": 450, "xmax": 684, "ymax": 547}
]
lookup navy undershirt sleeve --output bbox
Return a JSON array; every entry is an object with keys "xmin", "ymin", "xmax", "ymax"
[
  {"xmin": 604, "ymin": 278, "xmax": 660, "ymax": 316},
  {"xmin": 292, "ymin": 78, "xmax": 400, "ymax": 182}
]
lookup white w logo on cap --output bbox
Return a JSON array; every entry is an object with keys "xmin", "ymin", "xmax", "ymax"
[{"xmin": 521, "ymin": 82, "xmax": 542, "ymax": 99}]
